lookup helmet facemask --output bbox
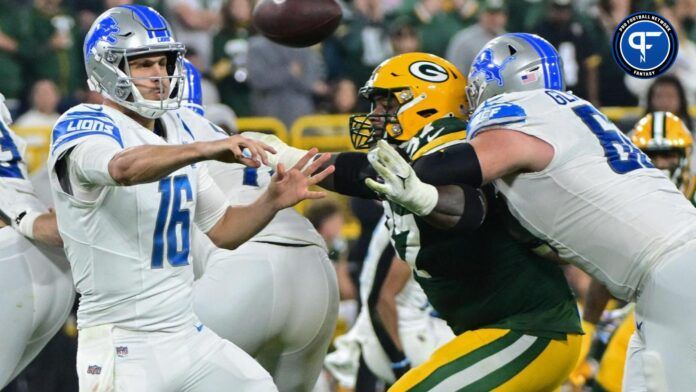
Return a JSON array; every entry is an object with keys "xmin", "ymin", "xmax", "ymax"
[
  {"xmin": 349, "ymin": 87, "xmax": 407, "ymax": 149},
  {"xmin": 89, "ymin": 46, "xmax": 186, "ymax": 119}
]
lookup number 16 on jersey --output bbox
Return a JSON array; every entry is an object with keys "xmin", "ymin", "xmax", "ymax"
[{"xmin": 152, "ymin": 175, "xmax": 192, "ymax": 268}]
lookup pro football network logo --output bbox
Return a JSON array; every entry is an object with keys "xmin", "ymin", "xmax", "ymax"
[{"xmin": 612, "ymin": 12, "xmax": 678, "ymax": 78}]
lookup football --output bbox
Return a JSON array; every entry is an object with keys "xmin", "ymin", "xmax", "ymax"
[{"xmin": 252, "ymin": 0, "xmax": 342, "ymax": 48}]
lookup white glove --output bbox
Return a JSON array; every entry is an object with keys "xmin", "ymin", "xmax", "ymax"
[
  {"xmin": 365, "ymin": 140, "xmax": 438, "ymax": 216},
  {"xmin": 242, "ymin": 132, "xmax": 310, "ymax": 169}
]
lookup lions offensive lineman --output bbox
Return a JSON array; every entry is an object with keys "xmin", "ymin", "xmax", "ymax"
[
  {"xmin": 48, "ymin": 6, "xmax": 332, "ymax": 391},
  {"xmin": 178, "ymin": 62, "xmax": 339, "ymax": 391},
  {"xmin": 365, "ymin": 34, "xmax": 696, "ymax": 390},
  {"xmin": 0, "ymin": 93, "xmax": 75, "ymax": 388}
]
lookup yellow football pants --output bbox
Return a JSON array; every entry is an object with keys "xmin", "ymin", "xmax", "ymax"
[{"xmin": 389, "ymin": 328, "xmax": 581, "ymax": 392}]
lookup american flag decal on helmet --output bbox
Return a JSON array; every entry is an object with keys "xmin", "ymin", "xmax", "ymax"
[{"xmin": 521, "ymin": 71, "xmax": 538, "ymax": 84}]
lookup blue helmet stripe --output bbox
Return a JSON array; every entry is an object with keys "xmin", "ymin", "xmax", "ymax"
[
  {"xmin": 121, "ymin": 5, "xmax": 170, "ymax": 39},
  {"xmin": 511, "ymin": 33, "xmax": 564, "ymax": 90},
  {"xmin": 121, "ymin": 5, "xmax": 166, "ymax": 29}
]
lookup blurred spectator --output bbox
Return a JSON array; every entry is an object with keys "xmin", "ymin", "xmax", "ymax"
[
  {"xmin": 624, "ymin": 4, "xmax": 696, "ymax": 106},
  {"xmin": 446, "ymin": 0, "xmax": 506, "ymax": 76},
  {"xmin": 306, "ymin": 199, "xmax": 358, "ymax": 301},
  {"xmin": 585, "ymin": 0, "xmax": 637, "ymax": 107},
  {"xmin": 395, "ymin": 0, "xmax": 469, "ymax": 57},
  {"xmin": 247, "ymin": 36, "xmax": 328, "ymax": 127},
  {"xmin": 14, "ymin": 79, "xmax": 62, "ymax": 127},
  {"xmin": 646, "ymin": 75, "xmax": 693, "ymax": 129},
  {"xmin": 505, "ymin": 0, "xmax": 547, "ymax": 32},
  {"xmin": 322, "ymin": 0, "xmax": 392, "ymax": 86},
  {"xmin": 532, "ymin": 0, "xmax": 600, "ymax": 103},
  {"xmin": 164, "ymin": 0, "xmax": 222, "ymax": 70},
  {"xmin": 327, "ymin": 78, "xmax": 359, "ymax": 114},
  {"xmin": 389, "ymin": 18, "xmax": 421, "ymax": 54},
  {"xmin": 211, "ymin": 0, "xmax": 253, "ymax": 116},
  {"xmin": 0, "ymin": 0, "xmax": 30, "ymax": 107},
  {"xmin": 26, "ymin": 0, "xmax": 83, "ymax": 98}
]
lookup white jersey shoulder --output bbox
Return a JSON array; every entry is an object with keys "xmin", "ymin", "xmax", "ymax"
[
  {"xmin": 48, "ymin": 104, "xmax": 208, "ymax": 332},
  {"xmin": 177, "ymin": 108, "xmax": 325, "ymax": 248},
  {"xmin": 470, "ymin": 89, "xmax": 696, "ymax": 301}
]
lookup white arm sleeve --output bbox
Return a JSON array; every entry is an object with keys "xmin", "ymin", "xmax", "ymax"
[
  {"xmin": 64, "ymin": 138, "xmax": 121, "ymax": 202},
  {"xmin": 194, "ymin": 164, "xmax": 230, "ymax": 233}
]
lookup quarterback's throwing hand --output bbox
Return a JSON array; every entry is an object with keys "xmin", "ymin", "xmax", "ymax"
[
  {"xmin": 208, "ymin": 134, "xmax": 277, "ymax": 167},
  {"xmin": 365, "ymin": 140, "xmax": 438, "ymax": 216},
  {"xmin": 267, "ymin": 148, "xmax": 334, "ymax": 210}
]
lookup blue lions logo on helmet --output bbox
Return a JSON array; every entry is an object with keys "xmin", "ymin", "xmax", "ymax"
[
  {"xmin": 470, "ymin": 48, "xmax": 515, "ymax": 87},
  {"xmin": 84, "ymin": 16, "xmax": 120, "ymax": 63}
]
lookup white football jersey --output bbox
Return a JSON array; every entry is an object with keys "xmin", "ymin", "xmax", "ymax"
[
  {"xmin": 48, "ymin": 104, "xmax": 228, "ymax": 332},
  {"xmin": 359, "ymin": 216, "xmax": 432, "ymax": 327},
  {"xmin": 468, "ymin": 89, "xmax": 696, "ymax": 300},
  {"xmin": 177, "ymin": 109, "xmax": 325, "ymax": 248}
]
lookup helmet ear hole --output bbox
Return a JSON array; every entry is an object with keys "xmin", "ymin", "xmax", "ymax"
[{"xmin": 417, "ymin": 108, "xmax": 437, "ymax": 118}]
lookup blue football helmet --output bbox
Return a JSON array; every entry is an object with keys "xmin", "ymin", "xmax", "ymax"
[
  {"xmin": 181, "ymin": 58, "xmax": 204, "ymax": 116},
  {"xmin": 84, "ymin": 5, "xmax": 186, "ymax": 119},
  {"xmin": 466, "ymin": 33, "xmax": 565, "ymax": 112}
]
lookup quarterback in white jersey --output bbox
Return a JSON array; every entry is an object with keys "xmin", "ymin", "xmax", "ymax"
[
  {"xmin": 325, "ymin": 216, "xmax": 453, "ymax": 387},
  {"xmin": 174, "ymin": 85, "xmax": 339, "ymax": 389},
  {"xmin": 365, "ymin": 33, "xmax": 696, "ymax": 390},
  {"xmin": 49, "ymin": 6, "xmax": 333, "ymax": 391},
  {"xmin": 0, "ymin": 93, "xmax": 75, "ymax": 387}
]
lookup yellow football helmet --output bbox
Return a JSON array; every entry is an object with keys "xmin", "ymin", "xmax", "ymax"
[
  {"xmin": 630, "ymin": 111, "xmax": 693, "ymax": 188},
  {"xmin": 349, "ymin": 52, "xmax": 467, "ymax": 149}
]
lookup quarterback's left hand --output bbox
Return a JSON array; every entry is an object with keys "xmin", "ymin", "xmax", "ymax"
[
  {"xmin": 266, "ymin": 148, "xmax": 335, "ymax": 210},
  {"xmin": 365, "ymin": 140, "xmax": 438, "ymax": 216}
]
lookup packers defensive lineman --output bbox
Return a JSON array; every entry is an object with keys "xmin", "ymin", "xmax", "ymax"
[
  {"xmin": 48, "ymin": 6, "xmax": 332, "ymax": 391},
  {"xmin": 0, "ymin": 93, "xmax": 75, "ymax": 388},
  {"xmin": 364, "ymin": 34, "xmax": 696, "ymax": 390},
  {"xmin": 249, "ymin": 52, "xmax": 583, "ymax": 391}
]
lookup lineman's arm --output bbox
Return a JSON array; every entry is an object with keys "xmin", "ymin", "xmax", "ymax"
[
  {"xmin": 242, "ymin": 133, "xmax": 487, "ymax": 230},
  {"xmin": 368, "ymin": 250, "xmax": 413, "ymax": 379},
  {"xmin": 365, "ymin": 141, "xmax": 487, "ymax": 231},
  {"xmin": 0, "ymin": 199, "xmax": 62, "ymax": 247},
  {"xmin": 583, "ymin": 277, "xmax": 613, "ymax": 325},
  {"xmin": 239, "ymin": 132, "xmax": 380, "ymax": 198},
  {"xmin": 365, "ymin": 130, "xmax": 552, "ymax": 226},
  {"xmin": 375, "ymin": 256, "xmax": 412, "ymax": 352}
]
